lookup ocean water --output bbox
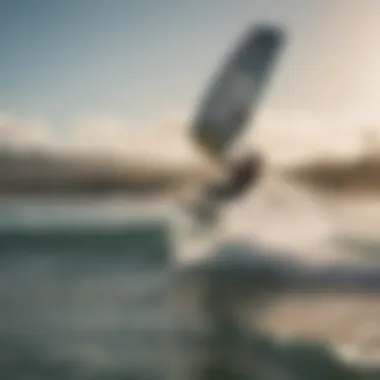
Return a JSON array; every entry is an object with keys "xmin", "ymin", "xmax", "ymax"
[
  {"xmin": 1, "ymin": 176, "xmax": 380, "ymax": 379},
  {"xmin": 0, "ymin": 200, "xmax": 178, "ymax": 380}
]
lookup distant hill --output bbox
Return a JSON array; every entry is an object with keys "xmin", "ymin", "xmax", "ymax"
[
  {"xmin": 0, "ymin": 151, "xmax": 213, "ymax": 197},
  {"xmin": 285, "ymin": 151, "xmax": 380, "ymax": 197},
  {"xmin": 7, "ymin": 146, "xmax": 380, "ymax": 199}
]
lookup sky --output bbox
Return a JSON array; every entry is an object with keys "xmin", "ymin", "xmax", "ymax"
[{"xmin": 2, "ymin": 0, "xmax": 380, "ymax": 163}]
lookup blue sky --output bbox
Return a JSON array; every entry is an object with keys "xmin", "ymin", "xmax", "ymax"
[
  {"xmin": 2, "ymin": 0, "xmax": 380, "ymax": 163},
  {"xmin": 0, "ymin": 0, "xmax": 331, "ymax": 126}
]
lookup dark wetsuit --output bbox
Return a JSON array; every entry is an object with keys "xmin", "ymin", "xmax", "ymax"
[{"xmin": 205, "ymin": 155, "xmax": 262, "ymax": 202}]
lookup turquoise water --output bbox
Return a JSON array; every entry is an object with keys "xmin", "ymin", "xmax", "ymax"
[
  {"xmin": 0, "ymin": 201, "xmax": 177, "ymax": 379},
  {"xmin": 1, "ymin": 200, "xmax": 380, "ymax": 379}
]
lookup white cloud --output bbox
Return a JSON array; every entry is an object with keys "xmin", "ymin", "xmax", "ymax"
[
  {"xmin": 0, "ymin": 112, "xmax": 55, "ymax": 153},
  {"xmin": 247, "ymin": 108, "xmax": 375, "ymax": 165},
  {"xmin": 0, "ymin": 107, "xmax": 379, "ymax": 167}
]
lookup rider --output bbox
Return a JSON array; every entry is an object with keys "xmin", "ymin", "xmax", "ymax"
[{"xmin": 204, "ymin": 151, "xmax": 263, "ymax": 203}]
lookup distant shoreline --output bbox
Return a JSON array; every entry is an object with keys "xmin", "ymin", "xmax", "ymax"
[
  {"xmin": 284, "ymin": 152, "xmax": 380, "ymax": 198},
  {"xmin": 2, "ymin": 149, "xmax": 380, "ymax": 199},
  {"xmin": 0, "ymin": 151, "xmax": 211, "ymax": 199}
]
